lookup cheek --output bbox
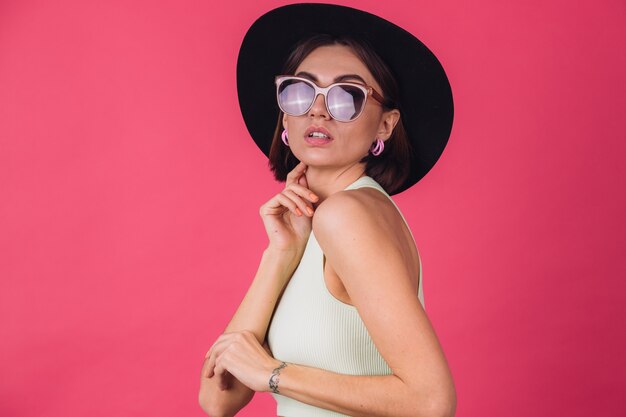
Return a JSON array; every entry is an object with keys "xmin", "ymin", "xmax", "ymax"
[
  {"xmin": 285, "ymin": 116, "xmax": 307, "ymax": 134},
  {"xmin": 354, "ymin": 115, "xmax": 380, "ymax": 140}
]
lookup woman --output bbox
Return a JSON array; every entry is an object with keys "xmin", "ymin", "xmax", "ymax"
[{"xmin": 199, "ymin": 4, "xmax": 455, "ymax": 417}]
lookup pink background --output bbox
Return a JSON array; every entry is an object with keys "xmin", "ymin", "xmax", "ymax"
[{"xmin": 1, "ymin": 0, "xmax": 625, "ymax": 416}]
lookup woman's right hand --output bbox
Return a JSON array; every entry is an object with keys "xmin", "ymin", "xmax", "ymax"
[{"xmin": 259, "ymin": 162, "xmax": 318, "ymax": 256}]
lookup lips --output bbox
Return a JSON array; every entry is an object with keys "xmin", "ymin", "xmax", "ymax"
[{"xmin": 304, "ymin": 126, "xmax": 333, "ymax": 140}]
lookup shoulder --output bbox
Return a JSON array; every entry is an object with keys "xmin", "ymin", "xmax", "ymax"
[{"xmin": 312, "ymin": 188, "xmax": 388, "ymax": 246}]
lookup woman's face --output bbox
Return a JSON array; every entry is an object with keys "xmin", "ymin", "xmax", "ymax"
[{"xmin": 282, "ymin": 44, "xmax": 399, "ymax": 171}]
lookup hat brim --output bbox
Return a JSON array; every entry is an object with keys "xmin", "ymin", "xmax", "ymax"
[{"xmin": 237, "ymin": 3, "xmax": 454, "ymax": 194}]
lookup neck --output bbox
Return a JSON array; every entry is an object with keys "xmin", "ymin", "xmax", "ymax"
[{"xmin": 305, "ymin": 163, "xmax": 367, "ymax": 206}]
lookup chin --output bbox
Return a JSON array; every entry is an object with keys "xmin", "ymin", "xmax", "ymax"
[{"xmin": 292, "ymin": 153, "xmax": 334, "ymax": 168}]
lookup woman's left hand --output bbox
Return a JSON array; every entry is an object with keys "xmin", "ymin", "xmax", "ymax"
[{"xmin": 203, "ymin": 330, "xmax": 283, "ymax": 393}]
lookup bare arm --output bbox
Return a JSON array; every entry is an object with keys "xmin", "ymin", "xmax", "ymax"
[
  {"xmin": 204, "ymin": 190, "xmax": 456, "ymax": 417},
  {"xmin": 199, "ymin": 162, "xmax": 317, "ymax": 417},
  {"xmin": 273, "ymin": 347, "xmax": 454, "ymax": 417},
  {"xmin": 269, "ymin": 192, "xmax": 455, "ymax": 417},
  {"xmin": 223, "ymin": 248, "xmax": 302, "ymax": 342},
  {"xmin": 205, "ymin": 189, "xmax": 456, "ymax": 417},
  {"xmin": 198, "ymin": 248, "xmax": 301, "ymax": 417}
]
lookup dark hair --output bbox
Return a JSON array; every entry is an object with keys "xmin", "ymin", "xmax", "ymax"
[{"xmin": 268, "ymin": 34, "xmax": 411, "ymax": 195}]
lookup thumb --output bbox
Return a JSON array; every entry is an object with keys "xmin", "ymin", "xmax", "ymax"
[{"xmin": 298, "ymin": 171, "xmax": 309, "ymax": 188}]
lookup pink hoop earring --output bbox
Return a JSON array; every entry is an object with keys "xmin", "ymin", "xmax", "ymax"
[
  {"xmin": 369, "ymin": 138, "xmax": 384, "ymax": 156},
  {"xmin": 281, "ymin": 129, "xmax": 289, "ymax": 146}
]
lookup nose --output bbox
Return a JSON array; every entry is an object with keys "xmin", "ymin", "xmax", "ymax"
[{"xmin": 308, "ymin": 93, "xmax": 331, "ymax": 120}]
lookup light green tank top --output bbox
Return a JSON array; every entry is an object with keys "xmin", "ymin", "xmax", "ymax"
[{"xmin": 266, "ymin": 175, "xmax": 424, "ymax": 417}]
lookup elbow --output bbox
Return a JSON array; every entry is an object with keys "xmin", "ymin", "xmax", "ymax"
[
  {"xmin": 419, "ymin": 386, "xmax": 457, "ymax": 417},
  {"xmin": 427, "ymin": 398, "xmax": 456, "ymax": 417},
  {"xmin": 198, "ymin": 401, "xmax": 232, "ymax": 417},
  {"xmin": 198, "ymin": 387, "xmax": 234, "ymax": 417}
]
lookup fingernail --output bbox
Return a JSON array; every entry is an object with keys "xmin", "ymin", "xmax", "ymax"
[
  {"xmin": 306, "ymin": 207, "xmax": 314, "ymax": 215},
  {"xmin": 295, "ymin": 208, "xmax": 302, "ymax": 216},
  {"xmin": 309, "ymin": 193, "xmax": 318, "ymax": 201}
]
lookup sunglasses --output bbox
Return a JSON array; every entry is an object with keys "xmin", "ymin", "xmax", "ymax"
[{"xmin": 275, "ymin": 75, "xmax": 387, "ymax": 122}]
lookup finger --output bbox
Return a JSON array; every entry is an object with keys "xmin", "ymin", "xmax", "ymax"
[
  {"xmin": 298, "ymin": 171, "xmax": 309, "ymax": 189},
  {"xmin": 214, "ymin": 356, "xmax": 229, "ymax": 390},
  {"xmin": 215, "ymin": 368, "xmax": 226, "ymax": 390},
  {"xmin": 259, "ymin": 196, "xmax": 288, "ymax": 218},
  {"xmin": 260, "ymin": 191, "xmax": 302, "ymax": 216},
  {"xmin": 285, "ymin": 162, "xmax": 307, "ymax": 185},
  {"xmin": 219, "ymin": 371, "xmax": 232, "ymax": 391},
  {"xmin": 203, "ymin": 347, "xmax": 217, "ymax": 378},
  {"xmin": 203, "ymin": 354, "xmax": 216, "ymax": 379},
  {"xmin": 205, "ymin": 354, "xmax": 217, "ymax": 378},
  {"xmin": 201, "ymin": 354, "xmax": 217, "ymax": 379},
  {"xmin": 204, "ymin": 335, "xmax": 226, "ymax": 358},
  {"xmin": 203, "ymin": 337, "xmax": 230, "ymax": 378},
  {"xmin": 283, "ymin": 188, "xmax": 314, "ymax": 217},
  {"xmin": 285, "ymin": 183, "xmax": 319, "ymax": 204},
  {"xmin": 274, "ymin": 192, "xmax": 303, "ymax": 216}
]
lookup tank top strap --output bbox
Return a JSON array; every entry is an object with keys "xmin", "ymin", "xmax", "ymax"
[{"xmin": 343, "ymin": 176, "xmax": 425, "ymax": 308}]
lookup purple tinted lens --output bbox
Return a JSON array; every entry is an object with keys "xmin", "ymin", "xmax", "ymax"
[
  {"xmin": 328, "ymin": 85, "xmax": 365, "ymax": 121},
  {"xmin": 278, "ymin": 80, "xmax": 315, "ymax": 115}
]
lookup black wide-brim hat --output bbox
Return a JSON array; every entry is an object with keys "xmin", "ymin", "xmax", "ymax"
[{"xmin": 237, "ymin": 3, "xmax": 454, "ymax": 194}]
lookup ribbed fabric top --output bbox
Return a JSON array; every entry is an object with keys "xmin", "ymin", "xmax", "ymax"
[{"xmin": 266, "ymin": 175, "xmax": 424, "ymax": 417}]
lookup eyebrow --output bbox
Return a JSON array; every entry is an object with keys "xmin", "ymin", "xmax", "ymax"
[{"xmin": 295, "ymin": 71, "xmax": 368, "ymax": 85}]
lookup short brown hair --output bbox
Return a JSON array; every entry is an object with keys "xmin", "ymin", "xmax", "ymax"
[{"xmin": 268, "ymin": 34, "xmax": 411, "ymax": 195}]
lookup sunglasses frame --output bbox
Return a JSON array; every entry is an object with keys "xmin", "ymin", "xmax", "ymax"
[{"xmin": 275, "ymin": 75, "xmax": 387, "ymax": 122}]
